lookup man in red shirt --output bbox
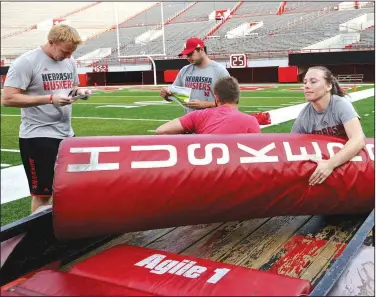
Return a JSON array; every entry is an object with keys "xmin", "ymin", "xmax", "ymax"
[{"xmin": 156, "ymin": 76, "xmax": 260, "ymax": 135}]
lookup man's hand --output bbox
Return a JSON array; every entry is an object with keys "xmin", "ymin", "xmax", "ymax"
[
  {"xmin": 71, "ymin": 88, "xmax": 92, "ymax": 102},
  {"xmin": 184, "ymin": 100, "xmax": 215, "ymax": 109},
  {"xmin": 308, "ymin": 159, "xmax": 335, "ymax": 186},
  {"xmin": 160, "ymin": 87, "xmax": 172, "ymax": 101},
  {"xmin": 51, "ymin": 94, "xmax": 74, "ymax": 106},
  {"xmin": 76, "ymin": 88, "xmax": 92, "ymax": 96}
]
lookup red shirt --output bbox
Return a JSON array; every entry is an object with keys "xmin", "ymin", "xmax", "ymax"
[{"xmin": 179, "ymin": 106, "xmax": 260, "ymax": 134}]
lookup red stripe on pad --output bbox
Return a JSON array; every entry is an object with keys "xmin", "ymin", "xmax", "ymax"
[{"xmin": 7, "ymin": 270, "xmax": 153, "ymax": 296}]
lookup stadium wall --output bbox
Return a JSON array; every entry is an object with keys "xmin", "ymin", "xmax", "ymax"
[
  {"xmin": 82, "ymin": 61, "xmax": 374, "ymax": 86},
  {"xmin": 289, "ymin": 50, "xmax": 375, "ymax": 66},
  {"xmin": 289, "ymin": 50, "xmax": 375, "ymax": 83},
  {"xmin": 1, "ymin": 52, "xmax": 374, "ymax": 86}
]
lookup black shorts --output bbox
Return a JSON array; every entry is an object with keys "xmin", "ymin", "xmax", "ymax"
[{"xmin": 19, "ymin": 137, "xmax": 63, "ymax": 197}]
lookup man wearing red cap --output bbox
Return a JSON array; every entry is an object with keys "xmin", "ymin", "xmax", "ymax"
[{"xmin": 160, "ymin": 37, "xmax": 230, "ymax": 113}]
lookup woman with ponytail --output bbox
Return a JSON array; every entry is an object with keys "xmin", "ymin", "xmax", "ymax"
[{"xmin": 291, "ymin": 66, "xmax": 365, "ymax": 186}]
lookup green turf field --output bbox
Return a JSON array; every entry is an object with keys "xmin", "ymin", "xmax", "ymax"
[{"xmin": 1, "ymin": 84, "xmax": 374, "ymax": 225}]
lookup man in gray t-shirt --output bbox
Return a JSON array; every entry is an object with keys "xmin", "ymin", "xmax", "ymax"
[
  {"xmin": 160, "ymin": 37, "xmax": 230, "ymax": 113},
  {"xmin": 5, "ymin": 49, "xmax": 80, "ymax": 139},
  {"xmin": 1, "ymin": 24, "xmax": 91, "ymax": 213},
  {"xmin": 291, "ymin": 95, "xmax": 360, "ymax": 137}
]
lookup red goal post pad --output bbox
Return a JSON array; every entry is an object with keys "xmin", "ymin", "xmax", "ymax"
[
  {"xmin": 52, "ymin": 134, "xmax": 375, "ymax": 240},
  {"xmin": 278, "ymin": 66, "xmax": 298, "ymax": 83},
  {"xmin": 164, "ymin": 70, "xmax": 179, "ymax": 83}
]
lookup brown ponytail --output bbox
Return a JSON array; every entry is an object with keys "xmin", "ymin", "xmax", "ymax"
[{"xmin": 307, "ymin": 66, "xmax": 347, "ymax": 97}]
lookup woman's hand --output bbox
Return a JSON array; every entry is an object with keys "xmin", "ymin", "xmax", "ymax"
[{"xmin": 308, "ymin": 159, "xmax": 335, "ymax": 186}]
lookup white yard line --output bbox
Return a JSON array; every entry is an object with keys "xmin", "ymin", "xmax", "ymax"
[
  {"xmin": 1, "ymin": 149, "xmax": 20, "ymax": 152},
  {"xmin": 87, "ymin": 95, "xmax": 303, "ymax": 99},
  {"xmin": 76, "ymin": 102, "xmax": 172, "ymax": 105},
  {"xmin": 1, "ymin": 114, "xmax": 171, "ymax": 122},
  {"xmin": 95, "ymin": 105, "xmax": 140, "ymax": 109},
  {"xmin": 72, "ymin": 116, "xmax": 170, "ymax": 122},
  {"xmin": 1, "ymin": 165, "xmax": 30, "ymax": 204},
  {"xmin": 1, "ymin": 164, "xmax": 11, "ymax": 168},
  {"xmin": 1, "ymin": 88, "xmax": 373, "ymax": 205},
  {"xmin": 77, "ymin": 103, "xmax": 281, "ymax": 109},
  {"xmin": 241, "ymin": 106, "xmax": 281, "ymax": 108},
  {"xmin": 76, "ymin": 102, "xmax": 142, "ymax": 105},
  {"xmin": 260, "ymin": 88, "xmax": 374, "ymax": 129}
]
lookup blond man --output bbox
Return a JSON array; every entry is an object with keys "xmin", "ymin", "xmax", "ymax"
[{"xmin": 1, "ymin": 24, "xmax": 91, "ymax": 212}]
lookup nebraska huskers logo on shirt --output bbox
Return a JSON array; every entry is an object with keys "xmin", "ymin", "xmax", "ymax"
[
  {"xmin": 42, "ymin": 72, "xmax": 74, "ymax": 91},
  {"xmin": 185, "ymin": 76, "xmax": 212, "ymax": 97}
]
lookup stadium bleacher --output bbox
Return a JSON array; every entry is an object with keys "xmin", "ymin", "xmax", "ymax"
[
  {"xmin": 1, "ymin": 2, "xmax": 155, "ymax": 56},
  {"xmin": 1, "ymin": 2, "xmax": 94, "ymax": 38},
  {"xmin": 1, "ymin": 1, "xmax": 374, "ymax": 63},
  {"xmin": 351, "ymin": 25, "xmax": 375, "ymax": 48}
]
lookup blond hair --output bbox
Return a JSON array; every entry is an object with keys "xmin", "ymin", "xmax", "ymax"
[{"xmin": 47, "ymin": 24, "xmax": 82, "ymax": 45}]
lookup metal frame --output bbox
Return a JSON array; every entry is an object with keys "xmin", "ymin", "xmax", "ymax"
[
  {"xmin": 0, "ymin": 207, "xmax": 52, "ymax": 242},
  {"xmin": 309, "ymin": 209, "xmax": 375, "ymax": 296},
  {"xmin": 0, "ymin": 210, "xmax": 117, "ymax": 286}
]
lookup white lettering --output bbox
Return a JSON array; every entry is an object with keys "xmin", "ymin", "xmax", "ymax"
[
  {"xmin": 67, "ymin": 147, "xmax": 120, "ymax": 172},
  {"xmin": 134, "ymin": 254, "xmax": 166, "ymax": 269},
  {"xmin": 151, "ymin": 260, "xmax": 179, "ymax": 275},
  {"xmin": 327, "ymin": 143, "xmax": 362, "ymax": 161},
  {"xmin": 238, "ymin": 142, "xmax": 278, "ymax": 163},
  {"xmin": 366, "ymin": 143, "xmax": 374, "ymax": 161},
  {"xmin": 134, "ymin": 255, "xmax": 229, "ymax": 283},
  {"xmin": 131, "ymin": 145, "xmax": 177, "ymax": 168},
  {"xmin": 188, "ymin": 143, "xmax": 229, "ymax": 165},
  {"xmin": 175, "ymin": 261, "xmax": 196, "ymax": 275},
  {"xmin": 167, "ymin": 260, "xmax": 190, "ymax": 274},
  {"xmin": 206, "ymin": 268, "xmax": 230, "ymax": 284},
  {"xmin": 66, "ymin": 141, "xmax": 373, "ymax": 172},
  {"xmin": 284, "ymin": 142, "xmax": 322, "ymax": 161},
  {"xmin": 183, "ymin": 265, "xmax": 207, "ymax": 278}
]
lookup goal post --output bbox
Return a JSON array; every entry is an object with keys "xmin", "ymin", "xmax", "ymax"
[{"xmin": 114, "ymin": 2, "xmax": 167, "ymax": 85}]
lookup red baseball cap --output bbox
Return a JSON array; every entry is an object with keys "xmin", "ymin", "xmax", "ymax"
[{"xmin": 178, "ymin": 37, "xmax": 205, "ymax": 56}]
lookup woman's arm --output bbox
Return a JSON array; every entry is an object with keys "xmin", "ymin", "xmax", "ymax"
[
  {"xmin": 308, "ymin": 117, "xmax": 365, "ymax": 186},
  {"xmin": 328, "ymin": 117, "xmax": 365, "ymax": 168}
]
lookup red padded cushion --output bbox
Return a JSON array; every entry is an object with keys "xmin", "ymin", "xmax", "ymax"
[
  {"xmin": 1, "ymin": 291, "xmax": 26, "ymax": 296},
  {"xmin": 5, "ymin": 270, "xmax": 153, "ymax": 296},
  {"xmin": 69, "ymin": 245, "xmax": 312, "ymax": 296}
]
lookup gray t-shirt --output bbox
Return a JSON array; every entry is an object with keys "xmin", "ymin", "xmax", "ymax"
[
  {"xmin": 173, "ymin": 60, "xmax": 230, "ymax": 113},
  {"xmin": 4, "ymin": 48, "xmax": 79, "ymax": 139},
  {"xmin": 291, "ymin": 95, "xmax": 360, "ymax": 137}
]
